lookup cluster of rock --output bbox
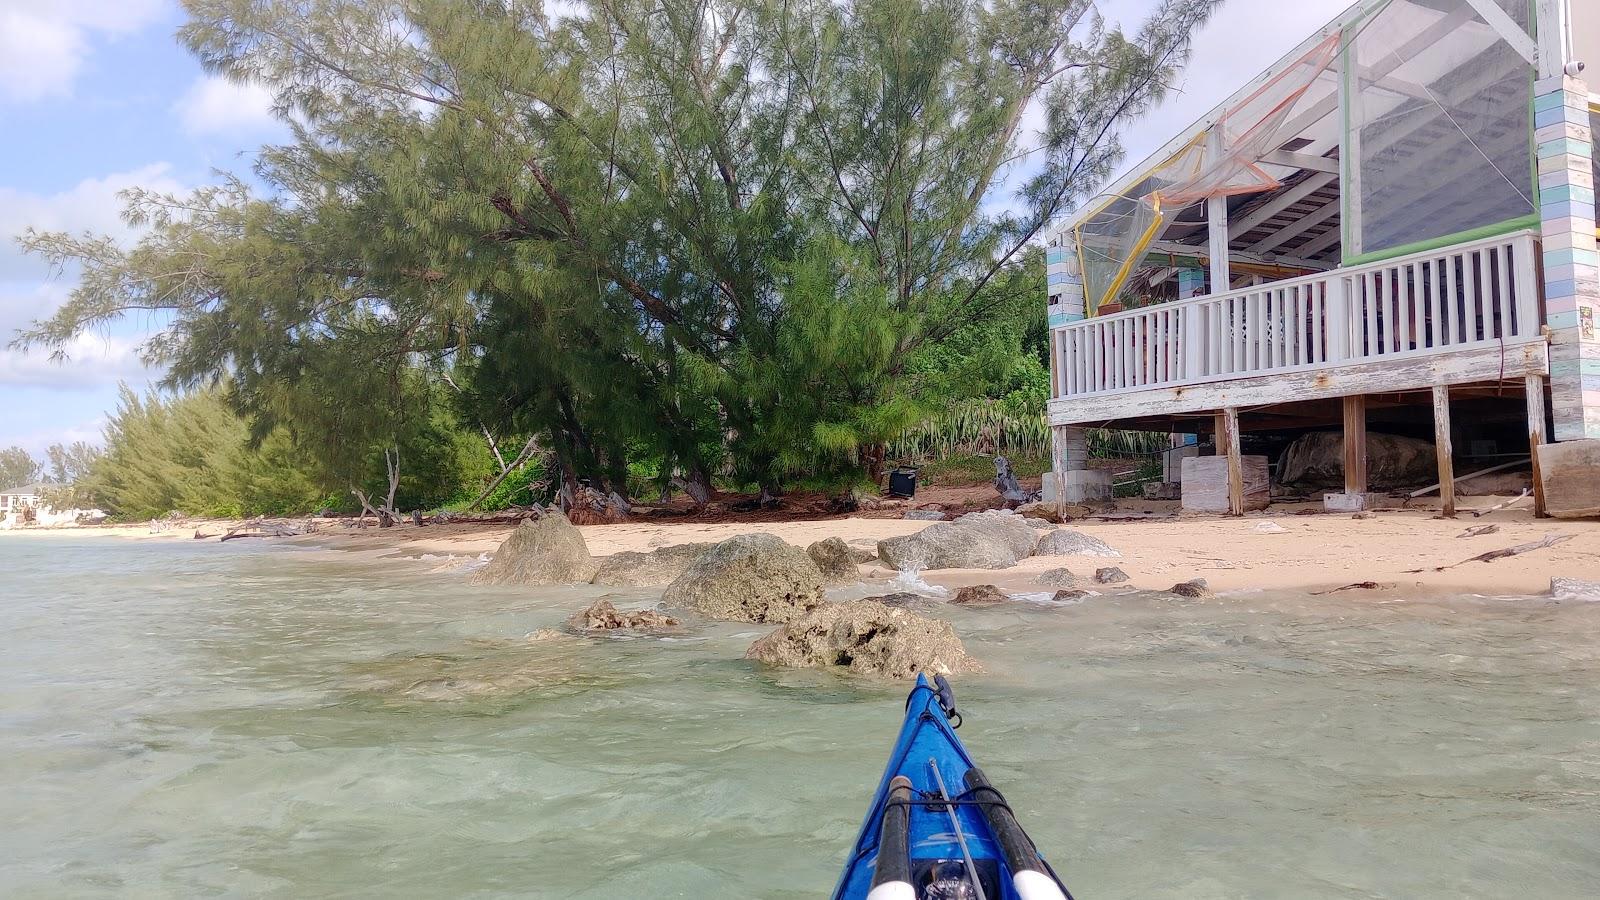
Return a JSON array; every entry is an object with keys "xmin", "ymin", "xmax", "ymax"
[
  {"xmin": 744, "ymin": 599, "xmax": 981, "ymax": 678},
  {"xmin": 565, "ymin": 599, "xmax": 680, "ymax": 632},
  {"xmin": 877, "ymin": 509, "xmax": 1120, "ymax": 572}
]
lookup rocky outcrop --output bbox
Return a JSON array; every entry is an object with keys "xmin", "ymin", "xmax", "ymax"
[
  {"xmin": 469, "ymin": 512, "xmax": 599, "ymax": 585},
  {"xmin": 744, "ymin": 600, "xmax": 982, "ymax": 677},
  {"xmin": 565, "ymin": 599, "xmax": 680, "ymax": 632},
  {"xmin": 1277, "ymin": 431, "xmax": 1435, "ymax": 491},
  {"xmin": 1014, "ymin": 501, "xmax": 1063, "ymax": 524},
  {"xmin": 951, "ymin": 584, "xmax": 1009, "ymax": 605},
  {"xmin": 591, "ymin": 543, "xmax": 714, "ymax": 587},
  {"xmin": 1033, "ymin": 528, "xmax": 1120, "ymax": 557},
  {"xmin": 1052, "ymin": 589, "xmax": 1090, "ymax": 602},
  {"xmin": 1168, "ymin": 578, "xmax": 1213, "ymax": 598},
  {"xmin": 1094, "ymin": 566, "xmax": 1129, "ymax": 584},
  {"xmin": 661, "ymin": 533, "xmax": 825, "ymax": 623},
  {"xmin": 807, "ymin": 537, "xmax": 861, "ymax": 583},
  {"xmin": 904, "ymin": 509, "xmax": 946, "ymax": 521}
]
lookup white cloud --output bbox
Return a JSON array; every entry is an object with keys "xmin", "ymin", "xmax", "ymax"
[
  {"xmin": 0, "ymin": 330, "xmax": 155, "ymax": 389},
  {"xmin": 0, "ymin": 0, "xmax": 167, "ymax": 103},
  {"xmin": 0, "ymin": 163, "xmax": 187, "ymax": 280},
  {"xmin": 174, "ymin": 75, "xmax": 280, "ymax": 137}
]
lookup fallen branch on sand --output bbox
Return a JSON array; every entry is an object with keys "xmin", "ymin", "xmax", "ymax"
[
  {"xmin": 1470, "ymin": 489, "xmax": 1530, "ymax": 518},
  {"xmin": 1406, "ymin": 533, "xmax": 1573, "ymax": 573},
  {"xmin": 1456, "ymin": 523, "xmax": 1500, "ymax": 539},
  {"xmin": 220, "ymin": 519, "xmax": 313, "ymax": 541}
]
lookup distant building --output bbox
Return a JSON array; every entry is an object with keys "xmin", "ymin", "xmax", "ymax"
[
  {"xmin": 0, "ymin": 482, "xmax": 101, "ymax": 528},
  {"xmin": 0, "ymin": 482, "xmax": 48, "ymax": 524}
]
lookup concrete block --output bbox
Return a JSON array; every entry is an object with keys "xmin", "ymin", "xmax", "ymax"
[
  {"xmin": 1180, "ymin": 456, "xmax": 1269, "ymax": 514},
  {"xmin": 1537, "ymin": 440, "xmax": 1600, "ymax": 518},
  {"xmin": 1041, "ymin": 469, "xmax": 1113, "ymax": 503},
  {"xmin": 1323, "ymin": 492, "xmax": 1403, "ymax": 512}
]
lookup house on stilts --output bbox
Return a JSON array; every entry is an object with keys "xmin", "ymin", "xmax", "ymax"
[{"xmin": 1045, "ymin": 0, "xmax": 1600, "ymax": 517}]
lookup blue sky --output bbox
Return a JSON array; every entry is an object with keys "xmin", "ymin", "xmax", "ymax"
[{"xmin": 0, "ymin": 0, "xmax": 1348, "ymax": 457}]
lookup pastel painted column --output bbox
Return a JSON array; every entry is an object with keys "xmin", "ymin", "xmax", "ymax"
[
  {"xmin": 1046, "ymin": 242, "xmax": 1086, "ymax": 327},
  {"xmin": 1176, "ymin": 267, "xmax": 1205, "ymax": 300},
  {"xmin": 1536, "ymin": 73, "xmax": 1600, "ymax": 440}
]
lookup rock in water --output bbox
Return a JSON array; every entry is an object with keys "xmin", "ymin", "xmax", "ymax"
[
  {"xmin": 1052, "ymin": 589, "xmax": 1090, "ymax": 602},
  {"xmin": 565, "ymin": 599, "xmax": 680, "ymax": 632},
  {"xmin": 1168, "ymin": 578, "xmax": 1213, "ymax": 598},
  {"xmin": 1033, "ymin": 529, "xmax": 1121, "ymax": 557},
  {"xmin": 1094, "ymin": 566, "xmax": 1130, "ymax": 585},
  {"xmin": 469, "ymin": 513, "xmax": 599, "ymax": 585},
  {"xmin": 951, "ymin": 584, "xmax": 1010, "ymax": 605},
  {"xmin": 591, "ymin": 543, "xmax": 714, "ymax": 587},
  {"xmin": 807, "ymin": 537, "xmax": 861, "ymax": 583},
  {"xmin": 661, "ymin": 533, "xmax": 825, "ymax": 623},
  {"xmin": 744, "ymin": 600, "xmax": 982, "ymax": 678},
  {"xmin": 862, "ymin": 592, "xmax": 924, "ymax": 607}
]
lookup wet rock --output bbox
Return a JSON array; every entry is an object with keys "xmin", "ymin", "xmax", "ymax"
[
  {"xmin": 1051, "ymin": 589, "xmax": 1091, "ymax": 602},
  {"xmin": 904, "ymin": 509, "xmax": 946, "ymax": 521},
  {"xmin": 1094, "ymin": 566, "xmax": 1130, "ymax": 585},
  {"xmin": 1037, "ymin": 567, "xmax": 1078, "ymax": 588},
  {"xmin": 469, "ymin": 512, "xmax": 599, "ymax": 586},
  {"xmin": 1168, "ymin": 578, "xmax": 1213, "ymax": 598},
  {"xmin": 591, "ymin": 542, "xmax": 714, "ymax": 587},
  {"xmin": 954, "ymin": 510, "xmax": 1042, "ymax": 560},
  {"xmin": 744, "ymin": 600, "xmax": 982, "ymax": 678},
  {"xmin": 847, "ymin": 543, "xmax": 879, "ymax": 564},
  {"xmin": 950, "ymin": 584, "xmax": 1010, "ymax": 605},
  {"xmin": 1550, "ymin": 577, "xmax": 1600, "ymax": 601},
  {"xmin": 1278, "ymin": 431, "xmax": 1435, "ymax": 491},
  {"xmin": 863, "ymin": 591, "xmax": 925, "ymax": 607},
  {"xmin": 807, "ymin": 537, "xmax": 861, "ymax": 583},
  {"xmin": 565, "ymin": 599, "xmax": 681, "ymax": 632},
  {"xmin": 1032, "ymin": 529, "xmax": 1121, "ymax": 558},
  {"xmin": 661, "ymin": 533, "xmax": 825, "ymax": 623}
]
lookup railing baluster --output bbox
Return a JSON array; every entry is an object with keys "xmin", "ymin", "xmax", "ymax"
[
  {"xmin": 1399, "ymin": 263, "xmax": 1414, "ymax": 352},
  {"xmin": 1496, "ymin": 242, "xmax": 1513, "ymax": 338},
  {"xmin": 1463, "ymin": 250, "xmax": 1480, "ymax": 343}
]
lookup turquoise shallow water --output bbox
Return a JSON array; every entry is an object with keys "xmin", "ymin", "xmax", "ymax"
[{"xmin": 2, "ymin": 534, "xmax": 1599, "ymax": 898}]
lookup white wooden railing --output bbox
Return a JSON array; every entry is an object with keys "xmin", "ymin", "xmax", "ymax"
[{"xmin": 1052, "ymin": 230, "xmax": 1542, "ymax": 398}]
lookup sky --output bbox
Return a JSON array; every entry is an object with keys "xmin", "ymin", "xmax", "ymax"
[{"xmin": 0, "ymin": 0, "xmax": 1352, "ymax": 457}]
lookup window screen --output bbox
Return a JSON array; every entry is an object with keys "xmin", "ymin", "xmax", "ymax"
[{"xmin": 1346, "ymin": 0, "xmax": 1536, "ymax": 260}]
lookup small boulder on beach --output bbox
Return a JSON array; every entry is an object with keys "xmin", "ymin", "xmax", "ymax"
[
  {"xmin": 1094, "ymin": 566, "xmax": 1130, "ymax": 585},
  {"xmin": 1168, "ymin": 578, "xmax": 1213, "ymax": 598},
  {"xmin": 1033, "ymin": 529, "xmax": 1121, "ymax": 557},
  {"xmin": 469, "ymin": 512, "xmax": 599, "ymax": 586},
  {"xmin": 744, "ymin": 599, "xmax": 982, "ymax": 678},
  {"xmin": 662, "ymin": 533, "xmax": 825, "ymax": 623},
  {"xmin": 878, "ymin": 510, "xmax": 1039, "ymax": 571},
  {"xmin": 1036, "ymin": 567, "xmax": 1078, "ymax": 588}
]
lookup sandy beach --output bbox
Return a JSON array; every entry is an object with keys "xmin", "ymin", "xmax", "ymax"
[{"xmin": 16, "ymin": 496, "xmax": 1594, "ymax": 597}]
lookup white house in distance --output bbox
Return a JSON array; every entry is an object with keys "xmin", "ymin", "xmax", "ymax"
[
  {"xmin": 0, "ymin": 483, "xmax": 49, "ymax": 527},
  {"xmin": 1045, "ymin": 0, "xmax": 1600, "ymax": 517}
]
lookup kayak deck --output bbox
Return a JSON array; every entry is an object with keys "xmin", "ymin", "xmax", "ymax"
[{"xmin": 832, "ymin": 675, "xmax": 1071, "ymax": 900}]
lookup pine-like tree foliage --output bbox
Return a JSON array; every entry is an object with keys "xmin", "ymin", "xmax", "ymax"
[{"xmin": 16, "ymin": 0, "xmax": 1216, "ymax": 491}]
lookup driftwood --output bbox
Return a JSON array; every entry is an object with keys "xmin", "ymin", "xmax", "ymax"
[
  {"xmin": 1406, "ymin": 532, "xmax": 1574, "ymax": 573},
  {"xmin": 220, "ymin": 519, "xmax": 312, "ymax": 542},
  {"xmin": 1407, "ymin": 458, "xmax": 1529, "ymax": 498},
  {"xmin": 1456, "ymin": 523, "xmax": 1500, "ymax": 539},
  {"xmin": 1471, "ymin": 489, "xmax": 1530, "ymax": 518},
  {"xmin": 1310, "ymin": 581, "xmax": 1386, "ymax": 595}
]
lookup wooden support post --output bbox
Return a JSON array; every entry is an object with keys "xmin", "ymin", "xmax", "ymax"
[
  {"xmin": 1432, "ymin": 384, "xmax": 1455, "ymax": 518},
  {"xmin": 1216, "ymin": 407, "xmax": 1243, "ymax": 517},
  {"xmin": 1526, "ymin": 374, "xmax": 1548, "ymax": 518},
  {"xmin": 1342, "ymin": 394, "xmax": 1368, "ymax": 495}
]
